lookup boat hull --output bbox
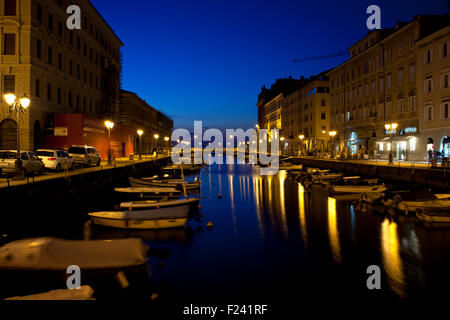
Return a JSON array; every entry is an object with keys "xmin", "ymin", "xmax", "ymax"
[{"xmin": 90, "ymin": 216, "xmax": 188, "ymax": 229}]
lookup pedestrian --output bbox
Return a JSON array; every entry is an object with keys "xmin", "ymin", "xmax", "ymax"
[{"xmin": 428, "ymin": 149, "xmax": 433, "ymax": 162}]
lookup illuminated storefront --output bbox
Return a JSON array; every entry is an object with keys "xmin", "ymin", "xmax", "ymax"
[{"xmin": 375, "ymin": 125, "xmax": 420, "ymax": 161}]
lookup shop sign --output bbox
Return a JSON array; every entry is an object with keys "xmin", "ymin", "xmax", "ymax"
[
  {"xmin": 54, "ymin": 127, "xmax": 68, "ymax": 136},
  {"xmin": 404, "ymin": 127, "xmax": 417, "ymax": 133},
  {"xmin": 385, "ymin": 129, "xmax": 396, "ymax": 135}
]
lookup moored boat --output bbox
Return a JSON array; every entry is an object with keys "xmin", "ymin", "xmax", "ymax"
[
  {"xmin": 396, "ymin": 199, "xmax": 450, "ymax": 214},
  {"xmin": 129, "ymin": 177, "xmax": 200, "ymax": 190},
  {"xmin": 115, "ymin": 187, "xmax": 181, "ymax": 199},
  {"xmin": 89, "ymin": 198, "xmax": 199, "ymax": 229},
  {"xmin": 330, "ymin": 185, "xmax": 388, "ymax": 194},
  {"xmin": 416, "ymin": 209, "xmax": 450, "ymax": 223}
]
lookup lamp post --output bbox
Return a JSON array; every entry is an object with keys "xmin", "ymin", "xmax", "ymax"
[
  {"xmin": 3, "ymin": 93, "xmax": 31, "ymax": 180},
  {"xmin": 154, "ymin": 134, "xmax": 159, "ymax": 157},
  {"xmin": 104, "ymin": 120, "xmax": 114, "ymax": 165},
  {"xmin": 298, "ymin": 135, "xmax": 305, "ymax": 156},
  {"xmin": 137, "ymin": 129, "xmax": 143, "ymax": 160},
  {"xmin": 164, "ymin": 136, "xmax": 170, "ymax": 155},
  {"xmin": 280, "ymin": 137, "xmax": 285, "ymax": 155},
  {"xmin": 384, "ymin": 123, "xmax": 398, "ymax": 165},
  {"xmin": 329, "ymin": 131, "xmax": 337, "ymax": 158}
]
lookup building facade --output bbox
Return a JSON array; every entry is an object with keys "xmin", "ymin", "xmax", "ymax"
[
  {"xmin": 0, "ymin": 0, "xmax": 122, "ymax": 152},
  {"xmin": 417, "ymin": 26, "xmax": 450, "ymax": 160},
  {"xmin": 328, "ymin": 14, "xmax": 449, "ymax": 161},
  {"xmin": 257, "ymin": 75, "xmax": 330, "ymax": 155}
]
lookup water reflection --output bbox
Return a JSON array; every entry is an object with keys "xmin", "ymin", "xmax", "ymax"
[
  {"xmin": 381, "ymin": 218, "xmax": 405, "ymax": 297},
  {"xmin": 279, "ymin": 171, "xmax": 288, "ymax": 239},
  {"xmin": 298, "ymin": 183, "xmax": 308, "ymax": 248},
  {"xmin": 327, "ymin": 197, "xmax": 342, "ymax": 265}
]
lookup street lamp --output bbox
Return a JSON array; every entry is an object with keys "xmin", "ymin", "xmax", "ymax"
[
  {"xmin": 104, "ymin": 120, "xmax": 114, "ymax": 165},
  {"xmin": 298, "ymin": 135, "xmax": 305, "ymax": 155},
  {"xmin": 3, "ymin": 93, "xmax": 30, "ymax": 180},
  {"xmin": 384, "ymin": 123, "xmax": 398, "ymax": 165},
  {"xmin": 164, "ymin": 136, "xmax": 170, "ymax": 155},
  {"xmin": 329, "ymin": 131, "xmax": 337, "ymax": 158},
  {"xmin": 137, "ymin": 129, "xmax": 144, "ymax": 160},
  {"xmin": 154, "ymin": 134, "xmax": 159, "ymax": 156}
]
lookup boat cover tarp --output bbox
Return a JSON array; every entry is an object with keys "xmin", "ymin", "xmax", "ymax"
[{"xmin": 0, "ymin": 238, "xmax": 148, "ymax": 271}]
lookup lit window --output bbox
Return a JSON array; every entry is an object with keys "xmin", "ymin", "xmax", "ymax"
[{"xmin": 410, "ymin": 137, "xmax": 416, "ymax": 152}]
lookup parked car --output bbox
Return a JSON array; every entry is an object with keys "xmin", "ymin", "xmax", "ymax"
[
  {"xmin": 0, "ymin": 150, "xmax": 45, "ymax": 176},
  {"xmin": 68, "ymin": 145, "xmax": 101, "ymax": 167},
  {"xmin": 36, "ymin": 149, "xmax": 75, "ymax": 172}
]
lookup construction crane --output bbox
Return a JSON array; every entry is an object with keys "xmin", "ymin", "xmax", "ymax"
[{"xmin": 293, "ymin": 51, "xmax": 348, "ymax": 63}]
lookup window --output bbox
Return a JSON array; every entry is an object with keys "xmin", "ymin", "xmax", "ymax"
[
  {"xmin": 379, "ymin": 77, "xmax": 384, "ymax": 91},
  {"xmin": 398, "ymin": 68, "xmax": 403, "ymax": 85},
  {"xmin": 35, "ymin": 79, "xmax": 40, "ymax": 97},
  {"xmin": 58, "ymin": 53, "xmax": 62, "ymax": 70},
  {"xmin": 321, "ymin": 99, "xmax": 326, "ymax": 106},
  {"xmin": 409, "ymin": 64, "xmax": 415, "ymax": 81},
  {"xmin": 408, "ymin": 95, "xmax": 417, "ymax": 112},
  {"xmin": 4, "ymin": 0, "xmax": 16, "ymax": 16},
  {"xmin": 321, "ymin": 112, "xmax": 326, "ymax": 120},
  {"xmin": 425, "ymin": 77, "xmax": 433, "ymax": 93},
  {"xmin": 37, "ymin": 3, "xmax": 42, "ymax": 22},
  {"xmin": 386, "ymin": 101, "xmax": 392, "ymax": 116},
  {"xmin": 365, "ymin": 83, "xmax": 369, "ymax": 96},
  {"xmin": 36, "ymin": 39, "xmax": 42, "ymax": 59},
  {"xmin": 410, "ymin": 137, "xmax": 416, "ymax": 152},
  {"xmin": 69, "ymin": 59, "xmax": 73, "ymax": 75},
  {"xmin": 47, "ymin": 83, "xmax": 51, "ymax": 101},
  {"xmin": 3, "ymin": 75, "xmax": 15, "ymax": 94},
  {"xmin": 398, "ymin": 43, "xmax": 402, "ymax": 57},
  {"xmin": 425, "ymin": 49, "xmax": 433, "ymax": 64},
  {"xmin": 425, "ymin": 105, "xmax": 433, "ymax": 121},
  {"xmin": 48, "ymin": 13, "xmax": 53, "ymax": 30},
  {"xmin": 3, "ymin": 33, "xmax": 15, "ymax": 55},
  {"xmin": 409, "ymin": 37, "xmax": 414, "ymax": 49},
  {"xmin": 47, "ymin": 46, "xmax": 53, "ymax": 65},
  {"xmin": 358, "ymin": 85, "xmax": 362, "ymax": 98},
  {"xmin": 442, "ymin": 73, "xmax": 449, "ymax": 89},
  {"xmin": 387, "ymin": 73, "xmax": 391, "ymax": 89},
  {"xmin": 378, "ymin": 143, "xmax": 383, "ymax": 151},
  {"xmin": 443, "ymin": 42, "xmax": 448, "ymax": 58},
  {"xmin": 371, "ymin": 80, "xmax": 375, "ymax": 94},
  {"xmin": 57, "ymin": 87, "xmax": 61, "ymax": 104},
  {"xmin": 68, "ymin": 92, "xmax": 72, "ymax": 107},
  {"xmin": 441, "ymin": 103, "xmax": 449, "ymax": 119},
  {"xmin": 398, "ymin": 98, "xmax": 404, "ymax": 113},
  {"xmin": 58, "ymin": 21, "xmax": 63, "ymax": 37}
]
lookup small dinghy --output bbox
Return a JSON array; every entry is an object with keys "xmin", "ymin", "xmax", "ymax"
[
  {"xmin": 129, "ymin": 177, "xmax": 201, "ymax": 190},
  {"xmin": 5, "ymin": 285, "xmax": 95, "ymax": 300},
  {"xmin": 0, "ymin": 237, "xmax": 149, "ymax": 299},
  {"xmin": 0, "ymin": 237, "xmax": 148, "ymax": 271},
  {"xmin": 330, "ymin": 185, "xmax": 388, "ymax": 194},
  {"xmin": 416, "ymin": 209, "xmax": 450, "ymax": 224},
  {"xmin": 89, "ymin": 198, "xmax": 199, "ymax": 229},
  {"xmin": 396, "ymin": 200, "xmax": 450, "ymax": 214},
  {"xmin": 115, "ymin": 187, "xmax": 180, "ymax": 199}
]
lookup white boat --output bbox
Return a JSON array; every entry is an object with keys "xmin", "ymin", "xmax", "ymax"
[
  {"xmin": 5, "ymin": 285, "xmax": 95, "ymax": 300},
  {"xmin": 115, "ymin": 187, "xmax": 180, "ymax": 197},
  {"xmin": 330, "ymin": 185, "xmax": 388, "ymax": 194},
  {"xmin": 417, "ymin": 210, "xmax": 450, "ymax": 223},
  {"xmin": 396, "ymin": 200, "xmax": 450, "ymax": 213},
  {"xmin": 129, "ymin": 177, "xmax": 200, "ymax": 190},
  {"xmin": 89, "ymin": 198, "xmax": 199, "ymax": 229},
  {"xmin": 435, "ymin": 194, "xmax": 450, "ymax": 200},
  {"xmin": 279, "ymin": 164, "xmax": 303, "ymax": 170},
  {"xmin": 0, "ymin": 238, "xmax": 148, "ymax": 271}
]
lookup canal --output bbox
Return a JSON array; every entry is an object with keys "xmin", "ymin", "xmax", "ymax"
[{"xmin": 1, "ymin": 162, "xmax": 450, "ymax": 310}]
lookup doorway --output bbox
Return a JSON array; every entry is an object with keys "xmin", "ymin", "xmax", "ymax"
[{"xmin": 0, "ymin": 118, "xmax": 17, "ymax": 149}]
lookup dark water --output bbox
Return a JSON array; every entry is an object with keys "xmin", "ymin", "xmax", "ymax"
[{"xmin": 2, "ymin": 162, "xmax": 450, "ymax": 311}]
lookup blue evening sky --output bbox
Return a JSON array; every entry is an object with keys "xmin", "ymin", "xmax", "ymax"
[{"xmin": 91, "ymin": 0, "xmax": 449, "ymax": 130}]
